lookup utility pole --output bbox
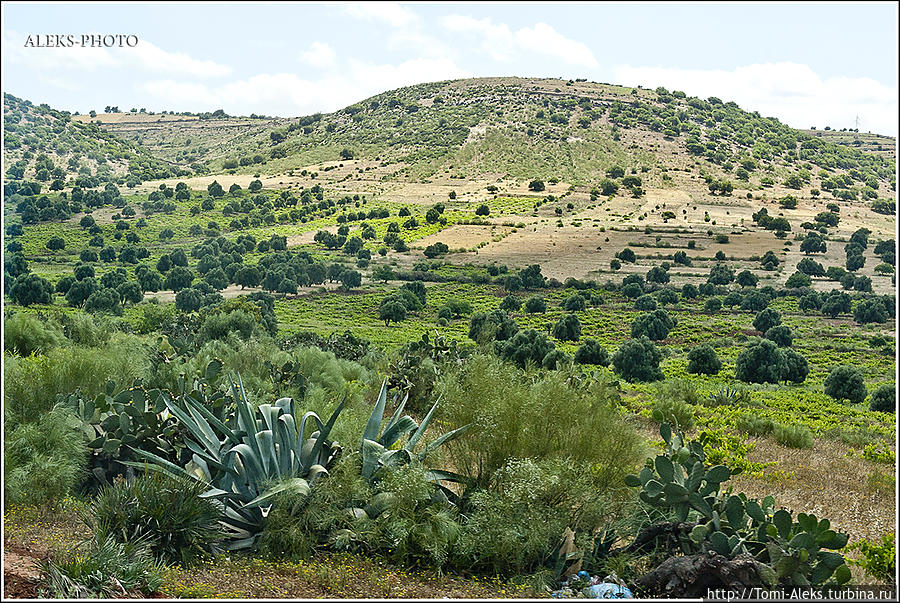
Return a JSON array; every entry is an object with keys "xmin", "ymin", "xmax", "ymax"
[{"xmin": 854, "ymin": 115, "xmax": 860, "ymax": 141}]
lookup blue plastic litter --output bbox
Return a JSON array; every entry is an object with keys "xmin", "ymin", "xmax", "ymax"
[{"xmin": 586, "ymin": 583, "xmax": 634, "ymax": 599}]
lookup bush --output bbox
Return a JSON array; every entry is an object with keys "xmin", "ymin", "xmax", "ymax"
[
  {"xmin": 752, "ymin": 308, "xmax": 781, "ymax": 333},
  {"xmin": 780, "ymin": 348, "xmax": 809, "ymax": 384},
  {"xmin": 634, "ymin": 294, "xmax": 658, "ymax": 311},
  {"xmin": 824, "ymin": 366, "xmax": 867, "ymax": 404},
  {"xmin": 765, "ymin": 325, "xmax": 794, "ymax": 347},
  {"xmin": 612, "ymin": 336, "xmax": 663, "ymax": 382},
  {"xmin": 551, "ymin": 313, "xmax": 581, "ymax": 342},
  {"xmin": 4, "ymin": 336, "xmax": 150, "ymax": 424},
  {"xmin": 687, "ymin": 344, "xmax": 721, "ymax": 375},
  {"xmin": 562, "ymin": 294, "xmax": 586, "ymax": 312},
  {"xmin": 524, "ymin": 295, "xmax": 547, "ymax": 313},
  {"xmin": 735, "ymin": 339, "xmax": 784, "ymax": 384},
  {"xmin": 869, "ymin": 385, "xmax": 896, "ymax": 413},
  {"xmin": 630, "ymin": 309, "xmax": 675, "ymax": 341},
  {"xmin": 497, "ymin": 329, "xmax": 555, "ymax": 368},
  {"xmin": 468, "ymin": 309, "xmax": 519, "ymax": 344},
  {"xmin": 4, "ymin": 406, "xmax": 87, "ymax": 506},
  {"xmin": 736, "ymin": 415, "xmax": 776, "ymax": 437},
  {"xmin": 452, "ymin": 458, "xmax": 614, "ymax": 577},
  {"xmin": 43, "ymin": 536, "xmax": 163, "ymax": 598},
  {"xmin": 88, "ymin": 473, "xmax": 224, "ymax": 565},
  {"xmin": 3, "ymin": 312, "xmax": 65, "ymax": 356},
  {"xmin": 541, "ymin": 349, "xmax": 570, "ymax": 370},
  {"xmin": 704, "ymin": 297, "xmax": 722, "ymax": 313},
  {"xmin": 574, "ymin": 339, "xmax": 609, "ymax": 366},
  {"xmin": 773, "ymin": 424, "xmax": 814, "ymax": 449},
  {"xmin": 849, "ymin": 533, "xmax": 896, "ymax": 585},
  {"xmin": 854, "ymin": 299, "xmax": 888, "ymax": 324},
  {"xmin": 499, "ymin": 295, "xmax": 521, "ymax": 311},
  {"xmin": 651, "ymin": 398, "xmax": 695, "ymax": 431},
  {"xmin": 9, "ymin": 273, "xmax": 54, "ymax": 306},
  {"xmin": 197, "ymin": 309, "xmax": 260, "ymax": 343},
  {"xmin": 437, "ymin": 354, "xmax": 644, "ymax": 490},
  {"xmin": 785, "ymin": 271, "xmax": 811, "ymax": 288}
]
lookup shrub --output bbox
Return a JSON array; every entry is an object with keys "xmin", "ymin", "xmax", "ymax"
[
  {"xmin": 765, "ymin": 325, "xmax": 794, "ymax": 347},
  {"xmin": 612, "ymin": 336, "xmax": 663, "ymax": 382},
  {"xmin": 197, "ymin": 309, "xmax": 260, "ymax": 343},
  {"xmin": 541, "ymin": 349, "xmax": 570, "ymax": 370},
  {"xmin": 468, "ymin": 309, "xmax": 519, "ymax": 344},
  {"xmin": 773, "ymin": 423, "xmax": 814, "ymax": 449},
  {"xmin": 848, "ymin": 533, "xmax": 896, "ymax": 585},
  {"xmin": 651, "ymin": 398, "xmax": 695, "ymax": 431},
  {"xmin": 524, "ymin": 295, "xmax": 547, "ymax": 313},
  {"xmin": 497, "ymin": 329, "xmax": 555, "ymax": 368},
  {"xmin": 630, "ymin": 309, "xmax": 675, "ymax": 341},
  {"xmin": 656, "ymin": 289, "xmax": 679, "ymax": 305},
  {"xmin": 4, "ymin": 336, "xmax": 150, "ymax": 424},
  {"xmin": 736, "ymin": 415, "xmax": 776, "ymax": 437},
  {"xmin": 869, "ymin": 385, "xmax": 896, "ymax": 413},
  {"xmin": 562, "ymin": 294, "xmax": 586, "ymax": 312},
  {"xmin": 735, "ymin": 339, "xmax": 784, "ymax": 384},
  {"xmin": 574, "ymin": 339, "xmax": 609, "ymax": 366},
  {"xmin": 4, "ymin": 406, "xmax": 87, "ymax": 506},
  {"xmin": 752, "ymin": 308, "xmax": 781, "ymax": 333},
  {"xmin": 854, "ymin": 299, "xmax": 888, "ymax": 324},
  {"xmin": 780, "ymin": 348, "xmax": 809, "ymax": 384},
  {"xmin": 437, "ymin": 354, "xmax": 644, "ymax": 490},
  {"xmin": 551, "ymin": 313, "xmax": 581, "ymax": 342},
  {"xmin": 824, "ymin": 366, "xmax": 867, "ymax": 404},
  {"xmin": 634, "ymin": 294, "xmax": 658, "ymax": 311},
  {"xmin": 499, "ymin": 295, "xmax": 521, "ymax": 311},
  {"xmin": 9, "ymin": 273, "xmax": 54, "ymax": 306},
  {"xmin": 3, "ymin": 312, "xmax": 65, "ymax": 356},
  {"xmin": 704, "ymin": 297, "xmax": 722, "ymax": 313},
  {"xmin": 681, "ymin": 283, "xmax": 698, "ymax": 299},
  {"xmin": 43, "ymin": 536, "xmax": 163, "ymax": 598},
  {"xmin": 87, "ymin": 473, "xmax": 224, "ymax": 565},
  {"xmin": 687, "ymin": 344, "xmax": 721, "ymax": 375},
  {"xmin": 799, "ymin": 292, "xmax": 822, "ymax": 313},
  {"xmin": 785, "ymin": 271, "xmax": 811, "ymax": 288},
  {"xmin": 452, "ymin": 458, "xmax": 614, "ymax": 577}
]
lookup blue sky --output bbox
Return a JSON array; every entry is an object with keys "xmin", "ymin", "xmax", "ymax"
[{"xmin": 2, "ymin": 2, "xmax": 898, "ymax": 134}]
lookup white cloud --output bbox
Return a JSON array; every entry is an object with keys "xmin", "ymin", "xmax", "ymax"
[
  {"xmin": 612, "ymin": 62, "xmax": 898, "ymax": 136},
  {"xmin": 1, "ymin": 29, "xmax": 231, "ymax": 78},
  {"xmin": 124, "ymin": 40, "xmax": 232, "ymax": 78},
  {"xmin": 299, "ymin": 41, "xmax": 337, "ymax": 69},
  {"xmin": 137, "ymin": 57, "xmax": 471, "ymax": 117},
  {"xmin": 440, "ymin": 16, "xmax": 598, "ymax": 68},
  {"xmin": 342, "ymin": 3, "xmax": 418, "ymax": 27}
]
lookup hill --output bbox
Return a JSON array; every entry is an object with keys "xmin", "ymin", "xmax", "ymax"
[{"xmin": 3, "ymin": 93, "xmax": 190, "ymax": 188}]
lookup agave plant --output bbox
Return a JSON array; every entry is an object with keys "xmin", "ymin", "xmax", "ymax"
[
  {"xmin": 358, "ymin": 379, "xmax": 470, "ymax": 504},
  {"xmin": 126, "ymin": 374, "xmax": 345, "ymax": 550}
]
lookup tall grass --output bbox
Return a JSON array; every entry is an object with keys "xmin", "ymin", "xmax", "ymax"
[
  {"xmin": 435, "ymin": 354, "xmax": 645, "ymax": 492},
  {"xmin": 4, "ymin": 333, "xmax": 152, "ymax": 424},
  {"xmin": 3, "ymin": 312, "xmax": 65, "ymax": 356},
  {"xmin": 4, "ymin": 406, "xmax": 87, "ymax": 506}
]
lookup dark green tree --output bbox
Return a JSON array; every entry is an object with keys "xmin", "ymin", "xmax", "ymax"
[
  {"xmin": 824, "ymin": 366, "xmax": 866, "ymax": 404},
  {"xmin": 574, "ymin": 339, "xmax": 609, "ymax": 366},
  {"xmin": 612, "ymin": 336, "xmax": 663, "ymax": 382},
  {"xmin": 735, "ymin": 339, "xmax": 784, "ymax": 384},
  {"xmin": 687, "ymin": 344, "xmax": 721, "ymax": 375}
]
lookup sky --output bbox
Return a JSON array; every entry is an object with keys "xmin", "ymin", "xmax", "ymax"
[{"xmin": 2, "ymin": 2, "xmax": 898, "ymax": 135}]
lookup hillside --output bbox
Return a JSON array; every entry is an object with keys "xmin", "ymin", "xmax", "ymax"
[
  {"xmin": 3, "ymin": 93, "xmax": 189, "ymax": 188},
  {"xmin": 2, "ymin": 77, "xmax": 897, "ymax": 598},
  {"xmin": 71, "ymin": 78, "xmax": 896, "ymax": 194}
]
